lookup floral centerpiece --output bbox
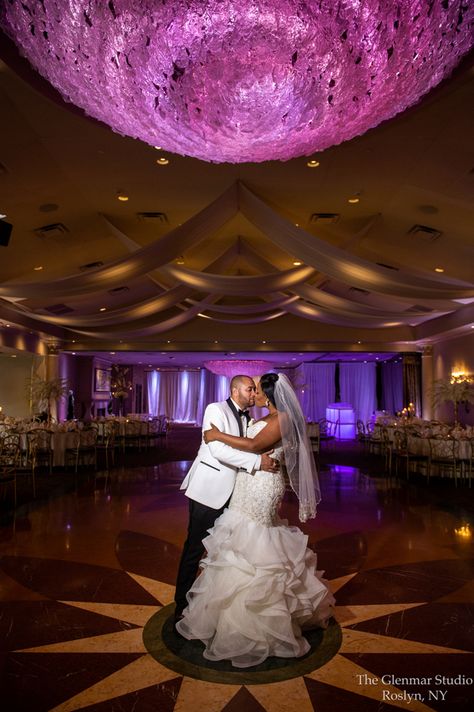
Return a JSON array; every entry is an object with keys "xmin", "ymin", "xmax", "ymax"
[
  {"xmin": 111, "ymin": 366, "xmax": 132, "ymax": 416},
  {"xmin": 432, "ymin": 375, "xmax": 474, "ymax": 426}
]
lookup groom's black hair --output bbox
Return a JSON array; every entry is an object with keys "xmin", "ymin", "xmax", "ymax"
[{"xmin": 260, "ymin": 372, "xmax": 279, "ymax": 407}]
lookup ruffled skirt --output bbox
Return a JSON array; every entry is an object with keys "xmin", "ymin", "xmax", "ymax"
[{"xmin": 176, "ymin": 507, "xmax": 335, "ymax": 668}]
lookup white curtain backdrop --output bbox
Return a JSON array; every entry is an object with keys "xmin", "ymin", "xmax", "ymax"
[
  {"xmin": 295, "ymin": 363, "xmax": 336, "ymax": 421},
  {"xmin": 339, "ymin": 363, "xmax": 377, "ymax": 424},
  {"xmin": 147, "ymin": 370, "xmax": 229, "ymax": 423},
  {"xmin": 381, "ymin": 361, "xmax": 404, "ymax": 415}
]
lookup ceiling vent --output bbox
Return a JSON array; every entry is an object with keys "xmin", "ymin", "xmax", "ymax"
[
  {"xmin": 317, "ymin": 279, "xmax": 331, "ymax": 290},
  {"xmin": 310, "ymin": 212, "xmax": 340, "ymax": 224},
  {"xmin": 407, "ymin": 224, "xmax": 442, "ymax": 241},
  {"xmin": 376, "ymin": 262, "xmax": 399, "ymax": 271},
  {"xmin": 405, "ymin": 305, "xmax": 433, "ymax": 313},
  {"xmin": 44, "ymin": 303, "xmax": 74, "ymax": 315},
  {"xmin": 108, "ymin": 286, "xmax": 130, "ymax": 294},
  {"xmin": 79, "ymin": 260, "xmax": 104, "ymax": 271},
  {"xmin": 136, "ymin": 211, "xmax": 168, "ymax": 223},
  {"xmin": 34, "ymin": 222, "xmax": 69, "ymax": 239},
  {"xmin": 349, "ymin": 286, "xmax": 370, "ymax": 295}
]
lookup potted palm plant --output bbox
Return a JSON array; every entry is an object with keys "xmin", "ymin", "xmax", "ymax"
[
  {"xmin": 431, "ymin": 376, "xmax": 474, "ymax": 425},
  {"xmin": 26, "ymin": 375, "xmax": 70, "ymax": 423}
]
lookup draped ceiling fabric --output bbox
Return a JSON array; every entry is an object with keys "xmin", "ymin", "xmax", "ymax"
[{"xmin": 1, "ymin": 181, "xmax": 473, "ymax": 342}]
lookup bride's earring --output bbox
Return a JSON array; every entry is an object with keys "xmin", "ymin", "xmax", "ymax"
[{"xmin": 265, "ymin": 399, "xmax": 270, "ymax": 407}]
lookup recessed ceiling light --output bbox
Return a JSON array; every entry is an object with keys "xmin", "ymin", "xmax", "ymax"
[
  {"xmin": 34, "ymin": 265, "xmax": 43, "ymax": 271},
  {"xmin": 434, "ymin": 267, "xmax": 444, "ymax": 273},
  {"xmin": 11, "ymin": 354, "xmax": 17, "ymax": 358},
  {"xmin": 0, "ymin": 213, "xmax": 7, "ymax": 219},
  {"xmin": 307, "ymin": 159, "xmax": 320, "ymax": 168},
  {"xmin": 262, "ymin": 340, "xmax": 266, "ymax": 344},
  {"xmin": 293, "ymin": 260, "xmax": 302, "ymax": 266},
  {"xmin": 156, "ymin": 157, "xmax": 169, "ymax": 165},
  {"xmin": 348, "ymin": 196, "xmax": 360, "ymax": 204},
  {"xmin": 176, "ymin": 256, "xmax": 185, "ymax": 264},
  {"xmin": 71, "ymin": 352, "xmax": 76, "ymax": 355},
  {"xmin": 99, "ymin": 307, "xmax": 107, "ymax": 312},
  {"xmin": 110, "ymin": 351, "xmax": 115, "ymax": 355},
  {"xmin": 154, "ymin": 146, "xmax": 163, "ymax": 150},
  {"xmin": 117, "ymin": 193, "xmax": 129, "ymax": 202}
]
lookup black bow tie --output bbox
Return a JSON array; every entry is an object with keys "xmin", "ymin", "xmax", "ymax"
[{"xmin": 238, "ymin": 409, "xmax": 251, "ymax": 422}]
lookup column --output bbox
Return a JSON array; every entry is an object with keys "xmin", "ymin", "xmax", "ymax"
[{"xmin": 421, "ymin": 345, "xmax": 434, "ymax": 421}]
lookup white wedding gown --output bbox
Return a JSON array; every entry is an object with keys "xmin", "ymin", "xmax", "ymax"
[{"xmin": 176, "ymin": 420, "xmax": 335, "ymax": 668}]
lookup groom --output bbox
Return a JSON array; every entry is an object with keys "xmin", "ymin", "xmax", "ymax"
[{"xmin": 174, "ymin": 374, "xmax": 278, "ymax": 623}]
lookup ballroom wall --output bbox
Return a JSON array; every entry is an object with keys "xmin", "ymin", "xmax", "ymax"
[{"xmin": 0, "ymin": 352, "xmax": 37, "ymax": 418}]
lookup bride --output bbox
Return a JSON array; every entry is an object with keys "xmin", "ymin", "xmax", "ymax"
[{"xmin": 175, "ymin": 372, "xmax": 335, "ymax": 668}]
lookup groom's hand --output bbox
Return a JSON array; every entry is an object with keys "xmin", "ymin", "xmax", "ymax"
[{"xmin": 261, "ymin": 451, "xmax": 279, "ymax": 473}]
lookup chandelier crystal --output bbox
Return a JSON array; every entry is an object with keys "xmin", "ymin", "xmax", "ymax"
[
  {"xmin": 1, "ymin": 1, "xmax": 473, "ymax": 163},
  {"xmin": 204, "ymin": 360, "xmax": 273, "ymax": 378}
]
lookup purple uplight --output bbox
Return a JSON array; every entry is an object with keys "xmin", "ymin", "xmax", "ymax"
[{"xmin": 1, "ymin": 1, "xmax": 473, "ymax": 163}]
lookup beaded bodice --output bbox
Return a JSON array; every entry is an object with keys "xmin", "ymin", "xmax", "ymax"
[{"xmin": 229, "ymin": 419, "xmax": 285, "ymax": 526}]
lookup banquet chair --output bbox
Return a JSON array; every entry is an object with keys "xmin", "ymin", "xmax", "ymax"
[
  {"xmin": 356, "ymin": 420, "xmax": 370, "ymax": 448},
  {"xmin": 368, "ymin": 424, "xmax": 385, "ymax": 455},
  {"xmin": 26, "ymin": 430, "xmax": 53, "ymax": 479},
  {"xmin": 65, "ymin": 429, "xmax": 98, "ymax": 473},
  {"xmin": 147, "ymin": 418, "xmax": 162, "ymax": 448},
  {"xmin": 428, "ymin": 437, "xmax": 461, "ymax": 485},
  {"xmin": 95, "ymin": 421, "xmax": 118, "ymax": 469},
  {"xmin": 318, "ymin": 418, "xmax": 335, "ymax": 448},
  {"xmin": 122, "ymin": 420, "xmax": 144, "ymax": 451},
  {"xmin": 77, "ymin": 428, "xmax": 98, "ymax": 471},
  {"xmin": 0, "ymin": 432, "xmax": 21, "ymax": 506}
]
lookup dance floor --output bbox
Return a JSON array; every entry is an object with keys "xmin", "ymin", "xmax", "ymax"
[{"xmin": 1, "ymin": 427, "xmax": 473, "ymax": 712}]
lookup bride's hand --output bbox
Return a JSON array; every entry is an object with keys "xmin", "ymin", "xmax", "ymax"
[{"xmin": 203, "ymin": 422, "xmax": 221, "ymax": 443}]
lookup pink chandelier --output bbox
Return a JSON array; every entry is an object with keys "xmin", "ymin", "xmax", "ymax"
[
  {"xmin": 1, "ymin": 1, "xmax": 473, "ymax": 163},
  {"xmin": 204, "ymin": 360, "xmax": 272, "ymax": 378}
]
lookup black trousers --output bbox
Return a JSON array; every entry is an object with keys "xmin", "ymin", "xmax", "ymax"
[{"xmin": 174, "ymin": 497, "xmax": 226, "ymax": 616}]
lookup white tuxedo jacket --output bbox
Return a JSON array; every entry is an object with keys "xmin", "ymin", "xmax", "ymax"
[{"xmin": 180, "ymin": 400, "xmax": 260, "ymax": 509}]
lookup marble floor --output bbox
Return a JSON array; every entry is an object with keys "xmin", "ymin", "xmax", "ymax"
[{"xmin": 1, "ymin": 430, "xmax": 473, "ymax": 712}]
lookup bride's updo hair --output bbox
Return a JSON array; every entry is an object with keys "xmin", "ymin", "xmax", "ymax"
[{"xmin": 260, "ymin": 372, "xmax": 279, "ymax": 407}]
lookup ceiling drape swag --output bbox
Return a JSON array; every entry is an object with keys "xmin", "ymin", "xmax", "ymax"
[
  {"xmin": 1, "ymin": 181, "xmax": 473, "ymax": 338},
  {"xmin": 1, "ymin": 182, "xmax": 473, "ymax": 302}
]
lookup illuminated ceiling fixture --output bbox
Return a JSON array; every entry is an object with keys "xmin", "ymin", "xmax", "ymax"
[
  {"xmin": 307, "ymin": 160, "xmax": 320, "ymax": 168},
  {"xmin": 156, "ymin": 157, "xmax": 169, "ymax": 165},
  {"xmin": 1, "ymin": 2, "xmax": 472, "ymax": 163},
  {"xmin": 348, "ymin": 195, "xmax": 360, "ymax": 204},
  {"xmin": 33, "ymin": 266, "xmax": 43, "ymax": 271},
  {"xmin": 117, "ymin": 192, "xmax": 129, "ymax": 202},
  {"xmin": 293, "ymin": 260, "xmax": 303, "ymax": 266},
  {"xmin": 434, "ymin": 267, "xmax": 445, "ymax": 273},
  {"xmin": 204, "ymin": 360, "xmax": 272, "ymax": 377}
]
